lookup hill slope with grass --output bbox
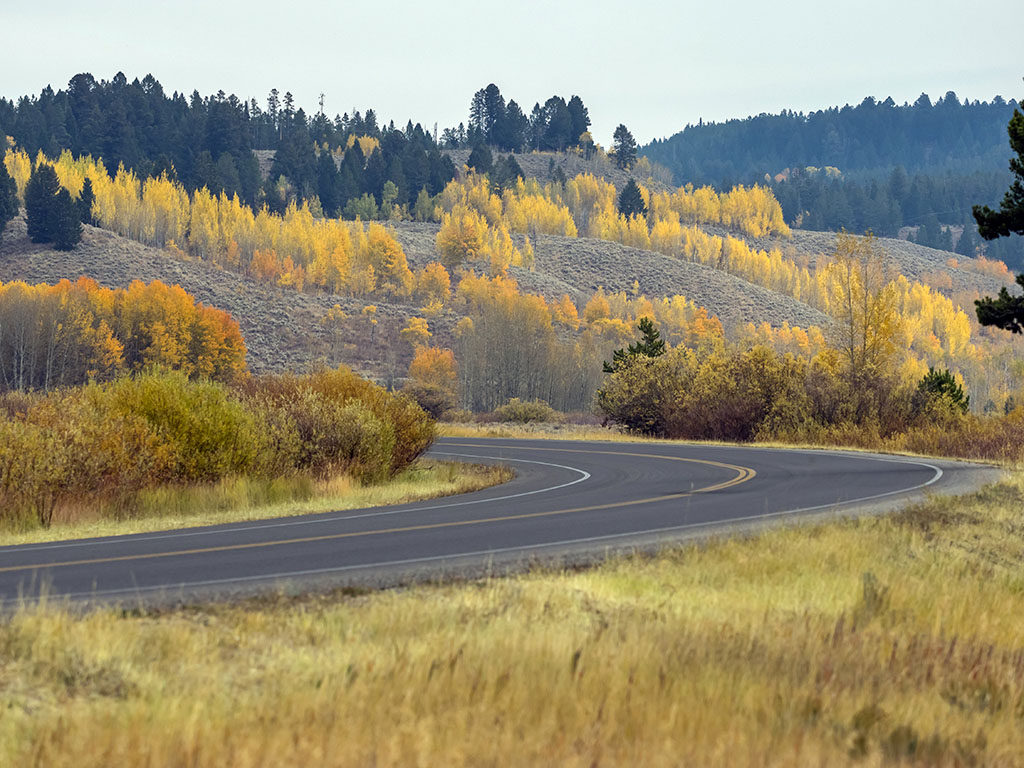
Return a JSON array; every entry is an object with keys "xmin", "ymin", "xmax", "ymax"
[
  {"xmin": 0, "ymin": 214, "xmax": 442, "ymax": 378},
  {"xmin": 0, "ymin": 198, "xmax": 1011, "ymax": 382}
]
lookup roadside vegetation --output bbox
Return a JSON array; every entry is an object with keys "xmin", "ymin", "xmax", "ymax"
[
  {"xmin": 0, "ymin": 460, "xmax": 511, "ymax": 547},
  {"xmin": 0, "ymin": 366, "xmax": 436, "ymax": 536},
  {"xmin": 2, "ymin": 473, "xmax": 1022, "ymax": 767}
]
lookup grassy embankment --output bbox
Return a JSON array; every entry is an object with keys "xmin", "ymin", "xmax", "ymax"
[
  {"xmin": 2, "ymin": 470, "xmax": 1022, "ymax": 766},
  {"xmin": 0, "ymin": 460, "xmax": 511, "ymax": 547}
]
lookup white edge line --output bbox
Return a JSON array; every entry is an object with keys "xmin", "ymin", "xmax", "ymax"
[
  {"xmin": 0, "ymin": 453, "xmax": 591, "ymax": 553},
  {"xmin": 62, "ymin": 459, "xmax": 946, "ymax": 600}
]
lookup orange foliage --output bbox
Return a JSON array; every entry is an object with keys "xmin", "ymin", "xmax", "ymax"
[{"xmin": 0, "ymin": 277, "xmax": 246, "ymax": 391}]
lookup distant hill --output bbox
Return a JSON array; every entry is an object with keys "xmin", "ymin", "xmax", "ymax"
[
  {"xmin": 642, "ymin": 93, "xmax": 1024, "ymax": 270},
  {"xmin": 643, "ymin": 92, "xmax": 1017, "ymax": 186}
]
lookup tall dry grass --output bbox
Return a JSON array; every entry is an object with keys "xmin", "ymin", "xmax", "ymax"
[{"xmin": 2, "ymin": 474, "xmax": 1023, "ymax": 766}]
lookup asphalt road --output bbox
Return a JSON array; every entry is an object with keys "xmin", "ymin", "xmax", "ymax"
[{"xmin": 0, "ymin": 437, "xmax": 1002, "ymax": 606}]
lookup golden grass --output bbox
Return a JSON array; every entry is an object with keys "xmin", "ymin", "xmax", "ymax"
[
  {"xmin": 0, "ymin": 460, "xmax": 511, "ymax": 547},
  {"xmin": 439, "ymin": 421, "xmax": 1017, "ymax": 466},
  {"xmin": 2, "ymin": 474, "xmax": 1023, "ymax": 766}
]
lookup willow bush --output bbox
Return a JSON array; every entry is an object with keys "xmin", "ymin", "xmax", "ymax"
[{"xmin": 0, "ymin": 367, "xmax": 434, "ymax": 530}]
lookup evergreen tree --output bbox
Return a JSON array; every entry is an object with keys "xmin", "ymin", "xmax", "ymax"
[
  {"xmin": 25, "ymin": 162, "xmax": 61, "ymax": 243},
  {"xmin": 567, "ymin": 95, "xmax": 591, "ymax": 147},
  {"xmin": 0, "ymin": 160, "xmax": 17, "ymax": 234},
  {"xmin": 914, "ymin": 367, "xmax": 970, "ymax": 413},
  {"xmin": 612, "ymin": 124, "xmax": 637, "ymax": 170},
  {"xmin": 467, "ymin": 143, "xmax": 493, "ymax": 174},
  {"xmin": 975, "ymin": 273, "xmax": 1024, "ymax": 334},
  {"xmin": 540, "ymin": 96, "xmax": 572, "ymax": 151},
  {"xmin": 973, "ymin": 104, "xmax": 1024, "ymax": 239},
  {"xmin": 52, "ymin": 188, "xmax": 82, "ymax": 250},
  {"xmin": 618, "ymin": 179, "xmax": 647, "ymax": 217},
  {"xmin": 603, "ymin": 317, "xmax": 665, "ymax": 373},
  {"xmin": 974, "ymin": 102, "xmax": 1024, "ymax": 334},
  {"xmin": 77, "ymin": 177, "xmax": 94, "ymax": 225}
]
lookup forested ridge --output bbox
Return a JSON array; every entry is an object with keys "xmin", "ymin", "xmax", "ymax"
[
  {"xmin": 642, "ymin": 93, "xmax": 1024, "ymax": 269},
  {"xmin": 0, "ymin": 74, "xmax": 608, "ymax": 222}
]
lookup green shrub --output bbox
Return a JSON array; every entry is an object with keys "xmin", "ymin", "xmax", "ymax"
[
  {"xmin": 106, "ymin": 371, "xmax": 258, "ymax": 483},
  {"xmin": 0, "ymin": 365, "xmax": 435, "ymax": 530},
  {"xmin": 493, "ymin": 398, "xmax": 563, "ymax": 424}
]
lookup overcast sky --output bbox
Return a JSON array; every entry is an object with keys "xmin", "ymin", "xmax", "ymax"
[{"xmin": 3, "ymin": 0, "xmax": 1022, "ymax": 145}]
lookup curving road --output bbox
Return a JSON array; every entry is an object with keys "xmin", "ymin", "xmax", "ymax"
[{"xmin": 0, "ymin": 437, "xmax": 1001, "ymax": 606}]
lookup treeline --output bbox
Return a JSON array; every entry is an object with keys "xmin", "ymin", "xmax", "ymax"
[
  {"xmin": 398, "ymin": 273, "xmax": 731, "ymax": 414},
  {"xmin": 0, "ymin": 367, "xmax": 434, "ymax": 529},
  {"xmin": 428, "ymin": 172, "xmax": 986, "ymax": 388},
  {"xmin": 0, "ymin": 72, "xmax": 455, "ymax": 215},
  {"xmin": 597, "ymin": 337, "xmax": 1021, "ymax": 463},
  {"xmin": 643, "ymin": 92, "xmax": 1019, "ymax": 185},
  {"xmin": 397, "ymin": 230, "xmax": 1020, "ymax": 418},
  {"xmin": 5, "ymin": 150, "xmax": 427, "ymax": 300},
  {"xmin": 769, "ymin": 167, "xmax": 1024, "ymax": 269},
  {"xmin": 441, "ymin": 83, "xmax": 593, "ymax": 154},
  {"xmin": 0, "ymin": 277, "xmax": 246, "ymax": 392}
]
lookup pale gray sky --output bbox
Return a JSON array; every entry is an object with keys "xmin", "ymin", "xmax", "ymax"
[{"xmin": 3, "ymin": 0, "xmax": 1022, "ymax": 145}]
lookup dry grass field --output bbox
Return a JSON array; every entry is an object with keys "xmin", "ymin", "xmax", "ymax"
[{"xmin": 2, "ymin": 472, "xmax": 1022, "ymax": 766}]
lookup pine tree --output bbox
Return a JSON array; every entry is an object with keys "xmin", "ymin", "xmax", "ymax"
[
  {"xmin": 567, "ymin": 96, "xmax": 591, "ymax": 147},
  {"xmin": 603, "ymin": 317, "xmax": 665, "ymax": 372},
  {"xmin": 973, "ymin": 104, "xmax": 1024, "ymax": 239},
  {"xmin": 618, "ymin": 179, "xmax": 647, "ymax": 217},
  {"xmin": 0, "ymin": 160, "xmax": 18, "ymax": 235},
  {"xmin": 467, "ymin": 143, "xmax": 492, "ymax": 174},
  {"xmin": 77, "ymin": 177, "xmax": 95, "ymax": 225},
  {"xmin": 25, "ymin": 162, "xmax": 62, "ymax": 243},
  {"xmin": 914, "ymin": 367, "xmax": 970, "ymax": 413},
  {"xmin": 612, "ymin": 124, "xmax": 637, "ymax": 170},
  {"xmin": 976, "ymin": 273, "xmax": 1024, "ymax": 334},
  {"xmin": 973, "ymin": 102, "xmax": 1024, "ymax": 334},
  {"xmin": 53, "ymin": 188, "xmax": 82, "ymax": 251}
]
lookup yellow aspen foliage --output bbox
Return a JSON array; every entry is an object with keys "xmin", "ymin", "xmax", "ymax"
[
  {"xmin": 485, "ymin": 224, "xmax": 522, "ymax": 276},
  {"xmin": 503, "ymin": 181, "xmax": 578, "ymax": 237},
  {"xmin": 416, "ymin": 262, "xmax": 452, "ymax": 305},
  {"xmin": 350, "ymin": 265, "xmax": 377, "ymax": 296},
  {"xmin": 454, "ymin": 272, "xmax": 521, "ymax": 312},
  {"xmin": 4, "ymin": 149, "xmax": 32, "ymax": 199},
  {"xmin": 345, "ymin": 134, "xmax": 380, "ymax": 158},
  {"xmin": 9, "ymin": 149, "xmax": 418, "ymax": 301},
  {"xmin": 399, "ymin": 317, "xmax": 432, "ymax": 348},
  {"xmin": 420, "ymin": 299, "xmax": 444, "ymax": 318},
  {"xmin": 277, "ymin": 255, "xmax": 306, "ymax": 291},
  {"xmin": 583, "ymin": 289, "xmax": 611, "ymax": 324},
  {"xmin": 407, "ymin": 346, "xmax": 457, "ymax": 391},
  {"xmin": 436, "ymin": 205, "xmax": 488, "ymax": 269},
  {"xmin": 365, "ymin": 223, "xmax": 414, "ymax": 298},
  {"xmin": 520, "ymin": 236, "xmax": 535, "ymax": 270},
  {"xmin": 551, "ymin": 294, "xmax": 580, "ymax": 329}
]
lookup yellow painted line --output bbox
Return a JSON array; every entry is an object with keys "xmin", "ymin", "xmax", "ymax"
[
  {"xmin": 442, "ymin": 443, "xmax": 758, "ymax": 487},
  {"xmin": 0, "ymin": 447, "xmax": 755, "ymax": 574}
]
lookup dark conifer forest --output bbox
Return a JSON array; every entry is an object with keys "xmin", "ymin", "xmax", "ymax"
[{"xmin": 643, "ymin": 93, "xmax": 1024, "ymax": 268}]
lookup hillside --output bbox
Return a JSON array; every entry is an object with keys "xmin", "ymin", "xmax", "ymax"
[
  {"xmin": 0, "ymin": 215, "xmax": 444, "ymax": 380},
  {"xmin": 3, "ymin": 202, "xmax": 1009, "ymax": 389},
  {"xmin": 391, "ymin": 222, "xmax": 830, "ymax": 330}
]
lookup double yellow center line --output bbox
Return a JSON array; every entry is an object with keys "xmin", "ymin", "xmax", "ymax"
[{"xmin": 0, "ymin": 445, "xmax": 756, "ymax": 574}]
